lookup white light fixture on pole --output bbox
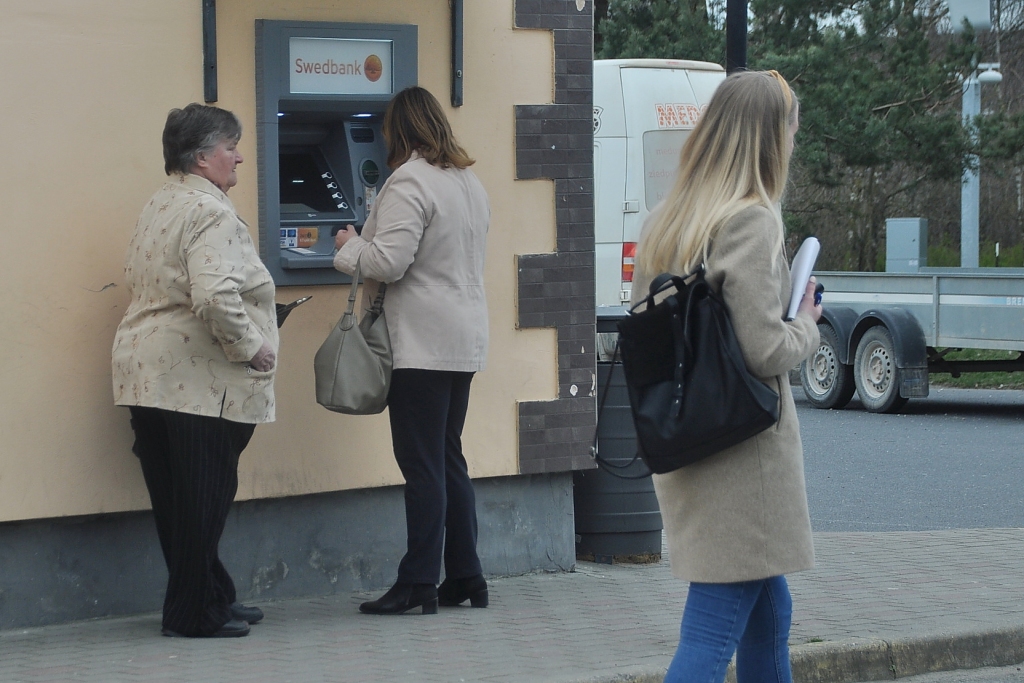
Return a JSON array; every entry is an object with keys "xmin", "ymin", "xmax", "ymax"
[{"xmin": 961, "ymin": 62, "xmax": 1001, "ymax": 268}]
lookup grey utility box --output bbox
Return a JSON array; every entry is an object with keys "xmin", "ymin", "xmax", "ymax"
[{"xmin": 886, "ymin": 218, "xmax": 928, "ymax": 273}]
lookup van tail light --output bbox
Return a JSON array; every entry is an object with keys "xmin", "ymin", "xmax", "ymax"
[{"xmin": 621, "ymin": 242, "xmax": 636, "ymax": 283}]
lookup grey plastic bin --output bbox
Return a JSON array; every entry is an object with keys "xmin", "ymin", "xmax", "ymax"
[{"xmin": 574, "ymin": 309, "xmax": 663, "ymax": 562}]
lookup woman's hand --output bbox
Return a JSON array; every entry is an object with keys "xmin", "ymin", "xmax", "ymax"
[
  {"xmin": 797, "ymin": 276, "xmax": 823, "ymax": 323},
  {"xmin": 249, "ymin": 338, "xmax": 276, "ymax": 372},
  {"xmin": 334, "ymin": 224, "xmax": 358, "ymax": 251}
]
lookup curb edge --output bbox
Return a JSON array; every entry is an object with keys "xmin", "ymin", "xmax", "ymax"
[{"xmin": 569, "ymin": 626, "xmax": 1024, "ymax": 683}]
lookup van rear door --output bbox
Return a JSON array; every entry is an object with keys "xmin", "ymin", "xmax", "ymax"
[
  {"xmin": 594, "ymin": 136, "xmax": 627, "ymax": 306},
  {"xmin": 593, "ymin": 61, "xmax": 628, "ymax": 308},
  {"xmin": 593, "ymin": 60, "xmax": 725, "ymax": 307},
  {"xmin": 621, "ymin": 67, "xmax": 701, "ymax": 240},
  {"xmin": 618, "ymin": 65, "xmax": 723, "ymax": 301}
]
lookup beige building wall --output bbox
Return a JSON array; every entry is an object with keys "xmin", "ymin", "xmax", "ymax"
[{"xmin": 0, "ymin": 0, "xmax": 559, "ymax": 522}]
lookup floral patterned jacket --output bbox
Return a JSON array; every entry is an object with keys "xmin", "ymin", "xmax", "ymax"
[{"xmin": 111, "ymin": 174, "xmax": 278, "ymax": 424}]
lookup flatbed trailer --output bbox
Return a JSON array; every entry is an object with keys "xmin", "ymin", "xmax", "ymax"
[{"xmin": 803, "ymin": 268, "xmax": 1024, "ymax": 412}]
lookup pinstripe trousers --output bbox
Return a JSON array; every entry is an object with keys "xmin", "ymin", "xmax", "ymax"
[{"xmin": 128, "ymin": 406, "xmax": 255, "ymax": 636}]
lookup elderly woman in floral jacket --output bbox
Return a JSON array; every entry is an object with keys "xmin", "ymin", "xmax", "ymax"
[{"xmin": 111, "ymin": 103, "xmax": 276, "ymax": 638}]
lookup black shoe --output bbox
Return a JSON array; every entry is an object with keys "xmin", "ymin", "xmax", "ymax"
[
  {"xmin": 359, "ymin": 582, "xmax": 438, "ymax": 615},
  {"xmin": 230, "ymin": 602, "xmax": 264, "ymax": 624},
  {"xmin": 161, "ymin": 618, "xmax": 251, "ymax": 638},
  {"xmin": 438, "ymin": 574, "xmax": 489, "ymax": 608}
]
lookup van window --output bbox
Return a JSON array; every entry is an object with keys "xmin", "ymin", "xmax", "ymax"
[
  {"xmin": 687, "ymin": 71, "xmax": 725, "ymax": 105},
  {"xmin": 642, "ymin": 129, "xmax": 691, "ymax": 209}
]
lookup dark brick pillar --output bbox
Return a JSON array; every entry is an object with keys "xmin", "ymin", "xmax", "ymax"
[{"xmin": 514, "ymin": 0, "xmax": 596, "ymax": 475}]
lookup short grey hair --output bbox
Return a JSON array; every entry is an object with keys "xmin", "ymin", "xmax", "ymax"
[{"xmin": 162, "ymin": 103, "xmax": 242, "ymax": 175}]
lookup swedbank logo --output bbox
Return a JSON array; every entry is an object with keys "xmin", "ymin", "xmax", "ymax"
[
  {"xmin": 293, "ymin": 54, "xmax": 384, "ymax": 82},
  {"xmin": 364, "ymin": 55, "xmax": 383, "ymax": 82}
]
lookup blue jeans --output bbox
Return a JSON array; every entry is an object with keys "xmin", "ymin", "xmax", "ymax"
[{"xmin": 664, "ymin": 576, "xmax": 793, "ymax": 683}]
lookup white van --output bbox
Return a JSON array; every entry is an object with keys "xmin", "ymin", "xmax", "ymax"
[{"xmin": 593, "ymin": 59, "xmax": 726, "ymax": 308}]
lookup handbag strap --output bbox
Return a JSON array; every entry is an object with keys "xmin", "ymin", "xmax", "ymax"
[
  {"xmin": 638, "ymin": 272, "xmax": 686, "ymax": 312},
  {"xmin": 367, "ymin": 280, "xmax": 387, "ymax": 317},
  {"xmin": 667, "ymin": 265, "xmax": 706, "ymax": 421},
  {"xmin": 589, "ymin": 345, "xmax": 653, "ymax": 480},
  {"xmin": 678, "ymin": 266, "xmax": 708, "ymax": 354},
  {"xmin": 339, "ymin": 263, "xmax": 362, "ymax": 331},
  {"xmin": 636, "ymin": 266, "xmax": 702, "ymax": 313},
  {"xmin": 344, "ymin": 258, "xmax": 389, "ymax": 325},
  {"xmin": 646, "ymin": 273, "xmax": 677, "ymax": 306}
]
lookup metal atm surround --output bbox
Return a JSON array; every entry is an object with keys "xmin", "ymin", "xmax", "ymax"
[
  {"xmin": 275, "ymin": 111, "xmax": 385, "ymax": 272},
  {"xmin": 256, "ymin": 20, "xmax": 418, "ymax": 286}
]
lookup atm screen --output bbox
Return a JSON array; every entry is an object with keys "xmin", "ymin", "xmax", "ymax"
[{"xmin": 279, "ymin": 151, "xmax": 349, "ymax": 214}]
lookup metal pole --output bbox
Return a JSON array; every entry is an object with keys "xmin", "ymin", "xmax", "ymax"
[
  {"xmin": 725, "ymin": 0, "xmax": 747, "ymax": 73},
  {"xmin": 451, "ymin": 0, "xmax": 464, "ymax": 107},
  {"xmin": 961, "ymin": 74, "xmax": 980, "ymax": 268},
  {"xmin": 202, "ymin": 0, "xmax": 217, "ymax": 103}
]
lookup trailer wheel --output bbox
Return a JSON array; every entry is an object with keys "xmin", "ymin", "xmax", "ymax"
[
  {"xmin": 853, "ymin": 326, "xmax": 908, "ymax": 413},
  {"xmin": 801, "ymin": 323, "xmax": 855, "ymax": 409}
]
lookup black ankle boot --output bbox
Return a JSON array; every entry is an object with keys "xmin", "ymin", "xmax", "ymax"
[
  {"xmin": 438, "ymin": 574, "xmax": 488, "ymax": 608},
  {"xmin": 359, "ymin": 582, "xmax": 438, "ymax": 615}
]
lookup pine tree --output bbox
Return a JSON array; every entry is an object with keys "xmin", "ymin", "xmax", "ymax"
[
  {"xmin": 595, "ymin": 0, "xmax": 1024, "ymax": 269},
  {"xmin": 597, "ymin": 0, "xmax": 725, "ymax": 63},
  {"xmin": 751, "ymin": 0, "xmax": 979, "ymax": 268}
]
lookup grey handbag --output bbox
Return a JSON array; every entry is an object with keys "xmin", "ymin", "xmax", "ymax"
[{"xmin": 314, "ymin": 262, "xmax": 392, "ymax": 414}]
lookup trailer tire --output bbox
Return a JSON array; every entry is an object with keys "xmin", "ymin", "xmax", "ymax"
[
  {"xmin": 801, "ymin": 323, "xmax": 855, "ymax": 409},
  {"xmin": 853, "ymin": 325, "xmax": 908, "ymax": 413}
]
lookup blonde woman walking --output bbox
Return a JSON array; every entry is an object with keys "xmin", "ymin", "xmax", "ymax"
[{"xmin": 630, "ymin": 71, "xmax": 822, "ymax": 682}]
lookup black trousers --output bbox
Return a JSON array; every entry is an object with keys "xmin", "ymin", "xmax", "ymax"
[
  {"xmin": 128, "ymin": 406, "xmax": 255, "ymax": 636},
  {"xmin": 388, "ymin": 369, "xmax": 483, "ymax": 585}
]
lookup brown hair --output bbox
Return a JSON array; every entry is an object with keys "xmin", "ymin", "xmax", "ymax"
[{"xmin": 382, "ymin": 87, "xmax": 474, "ymax": 169}]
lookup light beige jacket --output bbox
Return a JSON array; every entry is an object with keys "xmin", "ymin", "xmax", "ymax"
[
  {"xmin": 111, "ymin": 174, "xmax": 278, "ymax": 424},
  {"xmin": 631, "ymin": 205, "xmax": 819, "ymax": 583},
  {"xmin": 333, "ymin": 152, "xmax": 490, "ymax": 372}
]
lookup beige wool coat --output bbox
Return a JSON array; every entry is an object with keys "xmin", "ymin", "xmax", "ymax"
[
  {"xmin": 631, "ymin": 205, "xmax": 820, "ymax": 583},
  {"xmin": 333, "ymin": 152, "xmax": 490, "ymax": 372},
  {"xmin": 111, "ymin": 174, "xmax": 279, "ymax": 424}
]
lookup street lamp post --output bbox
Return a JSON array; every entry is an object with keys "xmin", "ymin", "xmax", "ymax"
[{"xmin": 961, "ymin": 62, "xmax": 1001, "ymax": 268}]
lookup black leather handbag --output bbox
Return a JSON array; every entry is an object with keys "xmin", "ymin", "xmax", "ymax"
[{"xmin": 615, "ymin": 266, "xmax": 780, "ymax": 474}]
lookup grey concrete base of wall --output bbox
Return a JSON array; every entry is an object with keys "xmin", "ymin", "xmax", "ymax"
[{"xmin": 0, "ymin": 472, "xmax": 575, "ymax": 630}]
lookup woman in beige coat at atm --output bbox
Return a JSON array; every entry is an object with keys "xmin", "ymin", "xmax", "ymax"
[
  {"xmin": 630, "ymin": 71, "xmax": 821, "ymax": 682},
  {"xmin": 333, "ymin": 86, "xmax": 490, "ymax": 615}
]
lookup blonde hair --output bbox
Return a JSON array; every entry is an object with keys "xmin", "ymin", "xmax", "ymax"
[{"xmin": 635, "ymin": 70, "xmax": 798, "ymax": 277}]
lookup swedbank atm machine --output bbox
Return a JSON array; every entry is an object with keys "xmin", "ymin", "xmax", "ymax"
[{"xmin": 256, "ymin": 20, "xmax": 417, "ymax": 286}]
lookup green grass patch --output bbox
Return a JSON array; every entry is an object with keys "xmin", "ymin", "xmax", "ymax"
[
  {"xmin": 929, "ymin": 348, "xmax": 1024, "ymax": 389},
  {"xmin": 927, "ymin": 241, "xmax": 1024, "ymax": 268}
]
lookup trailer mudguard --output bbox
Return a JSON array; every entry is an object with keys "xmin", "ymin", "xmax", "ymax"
[
  {"xmin": 819, "ymin": 307, "xmax": 860, "ymax": 365},
  {"xmin": 851, "ymin": 307, "xmax": 929, "ymax": 398}
]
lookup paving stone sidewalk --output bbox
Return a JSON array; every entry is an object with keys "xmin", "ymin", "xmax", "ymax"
[{"xmin": 2, "ymin": 529, "xmax": 1023, "ymax": 683}]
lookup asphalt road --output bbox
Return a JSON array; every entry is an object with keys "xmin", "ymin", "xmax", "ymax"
[{"xmin": 796, "ymin": 385, "xmax": 1024, "ymax": 532}]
